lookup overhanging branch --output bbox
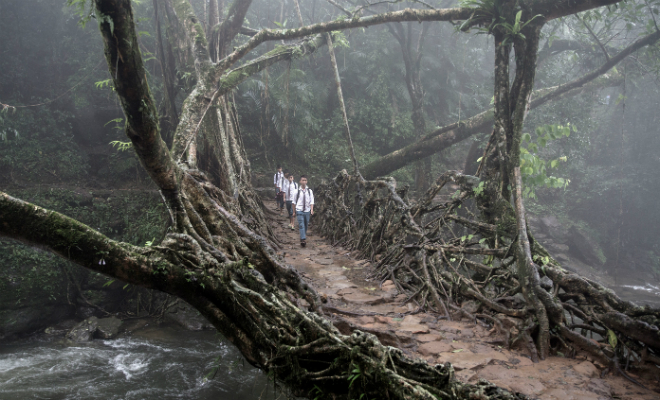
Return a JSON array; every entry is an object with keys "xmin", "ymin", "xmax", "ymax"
[
  {"xmin": 361, "ymin": 28, "xmax": 660, "ymax": 179},
  {"xmin": 213, "ymin": 7, "xmax": 473, "ymax": 77},
  {"xmin": 171, "ymin": 34, "xmax": 329, "ymax": 158}
]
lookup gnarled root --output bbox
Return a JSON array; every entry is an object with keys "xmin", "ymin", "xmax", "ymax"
[{"xmin": 315, "ymin": 170, "xmax": 660, "ymax": 378}]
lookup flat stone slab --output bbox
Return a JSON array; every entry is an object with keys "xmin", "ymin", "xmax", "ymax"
[
  {"xmin": 416, "ymin": 333, "xmax": 443, "ymax": 343},
  {"xmin": 398, "ymin": 315, "xmax": 430, "ymax": 334},
  {"xmin": 476, "ymin": 365, "xmax": 546, "ymax": 396},
  {"xmin": 340, "ymin": 292, "xmax": 382, "ymax": 305},
  {"xmin": 328, "ymin": 281, "xmax": 357, "ymax": 291},
  {"xmin": 438, "ymin": 352, "xmax": 496, "ymax": 370},
  {"xmin": 572, "ymin": 361, "xmax": 599, "ymax": 378},
  {"xmin": 418, "ymin": 341, "xmax": 453, "ymax": 356},
  {"xmin": 314, "ymin": 258, "xmax": 334, "ymax": 265}
]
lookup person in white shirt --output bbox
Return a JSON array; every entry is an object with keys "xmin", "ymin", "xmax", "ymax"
[
  {"xmin": 283, "ymin": 173, "xmax": 298, "ymax": 230},
  {"xmin": 292, "ymin": 175, "xmax": 314, "ymax": 247},
  {"xmin": 273, "ymin": 166, "xmax": 285, "ymax": 212}
]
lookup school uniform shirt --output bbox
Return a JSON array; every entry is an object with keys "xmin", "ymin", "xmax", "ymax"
[
  {"xmin": 273, "ymin": 172, "xmax": 285, "ymax": 189},
  {"xmin": 284, "ymin": 180, "xmax": 298, "ymax": 201},
  {"xmin": 293, "ymin": 187, "xmax": 314, "ymax": 213}
]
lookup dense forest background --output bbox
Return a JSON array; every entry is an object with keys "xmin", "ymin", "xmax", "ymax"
[{"xmin": 2, "ymin": 0, "xmax": 660, "ymax": 335}]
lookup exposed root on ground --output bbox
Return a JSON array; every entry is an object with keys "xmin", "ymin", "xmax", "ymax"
[
  {"xmin": 116, "ymin": 165, "xmax": 529, "ymax": 399},
  {"xmin": 315, "ymin": 169, "xmax": 660, "ymax": 384}
]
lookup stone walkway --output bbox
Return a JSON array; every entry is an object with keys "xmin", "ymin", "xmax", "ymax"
[{"xmin": 266, "ymin": 201, "xmax": 660, "ymax": 400}]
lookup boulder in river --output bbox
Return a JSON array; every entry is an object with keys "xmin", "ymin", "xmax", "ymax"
[
  {"xmin": 44, "ymin": 320, "xmax": 79, "ymax": 336},
  {"xmin": 95, "ymin": 316, "xmax": 123, "ymax": 339},
  {"xmin": 165, "ymin": 302, "xmax": 213, "ymax": 331},
  {"xmin": 66, "ymin": 316, "xmax": 99, "ymax": 342}
]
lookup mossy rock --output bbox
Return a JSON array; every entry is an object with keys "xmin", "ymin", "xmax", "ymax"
[
  {"xmin": 66, "ymin": 317, "xmax": 99, "ymax": 342},
  {"xmin": 95, "ymin": 316, "xmax": 123, "ymax": 339}
]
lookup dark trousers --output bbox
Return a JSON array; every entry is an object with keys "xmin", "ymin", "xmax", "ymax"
[
  {"xmin": 285, "ymin": 201, "xmax": 294, "ymax": 217},
  {"xmin": 276, "ymin": 189, "xmax": 284, "ymax": 209}
]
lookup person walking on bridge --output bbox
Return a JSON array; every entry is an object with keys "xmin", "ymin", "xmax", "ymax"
[
  {"xmin": 283, "ymin": 172, "xmax": 298, "ymax": 230},
  {"xmin": 292, "ymin": 175, "xmax": 314, "ymax": 247},
  {"xmin": 273, "ymin": 166, "xmax": 285, "ymax": 213}
]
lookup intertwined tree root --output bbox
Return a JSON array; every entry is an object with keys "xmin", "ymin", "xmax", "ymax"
[
  {"xmin": 315, "ymin": 170, "xmax": 660, "ymax": 387},
  {"xmin": 173, "ymin": 167, "xmax": 533, "ymax": 399}
]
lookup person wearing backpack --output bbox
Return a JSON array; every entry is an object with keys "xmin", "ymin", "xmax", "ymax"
[
  {"xmin": 283, "ymin": 172, "xmax": 298, "ymax": 230},
  {"xmin": 273, "ymin": 166, "xmax": 285, "ymax": 212},
  {"xmin": 292, "ymin": 175, "xmax": 314, "ymax": 247}
]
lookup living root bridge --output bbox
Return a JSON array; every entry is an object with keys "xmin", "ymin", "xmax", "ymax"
[
  {"xmin": 315, "ymin": 170, "xmax": 660, "ymax": 383},
  {"xmin": 0, "ymin": 173, "xmax": 526, "ymax": 400}
]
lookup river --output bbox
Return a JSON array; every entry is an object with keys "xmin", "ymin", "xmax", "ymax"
[
  {"xmin": 1, "ymin": 284, "xmax": 658, "ymax": 400},
  {"xmin": 0, "ymin": 323, "xmax": 275, "ymax": 400}
]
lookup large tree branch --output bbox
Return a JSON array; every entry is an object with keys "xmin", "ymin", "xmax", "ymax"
[
  {"xmin": 213, "ymin": 7, "xmax": 473, "ymax": 77},
  {"xmin": 533, "ymin": 0, "xmax": 623, "ymax": 20},
  {"xmin": 210, "ymin": 0, "xmax": 253, "ymax": 61},
  {"xmin": 217, "ymin": 0, "xmax": 253, "ymax": 47},
  {"xmin": 361, "ymin": 73, "xmax": 616, "ymax": 179},
  {"xmin": 213, "ymin": 0, "xmax": 625, "ymax": 83},
  {"xmin": 361, "ymin": 28, "xmax": 660, "ymax": 179},
  {"xmin": 531, "ymin": 28, "xmax": 660, "ymax": 107},
  {"xmin": 171, "ymin": 34, "xmax": 330, "ymax": 158},
  {"xmin": 0, "ymin": 191, "xmax": 162, "ymax": 289},
  {"xmin": 94, "ymin": 0, "xmax": 179, "ymax": 191}
]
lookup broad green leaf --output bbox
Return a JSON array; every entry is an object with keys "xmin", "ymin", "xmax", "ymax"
[{"xmin": 607, "ymin": 329, "xmax": 618, "ymax": 349}]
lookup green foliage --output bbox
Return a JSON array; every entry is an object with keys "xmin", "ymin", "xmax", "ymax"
[
  {"xmin": 458, "ymin": 0, "xmax": 541, "ymax": 45},
  {"xmin": 0, "ymin": 239, "xmax": 68, "ymax": 305},
  {"xmin": 607, "ymin": 329, "xmax": 618, "ymax": 349},
  {"xmin": 66, "ymin": 0, "xmax": 93, "ymax": 26},
  {"xmin": 495, "ymin": 11, "xmax": 543, "ymax": 45},
  {"xmin": 110, "ymin": 140, "xmax": 133, "ymax": 152},
  {"xmin": 473, "ymin": 181, "xmax": 486, "ymax": 197},
  {"xmin": 0, "ymin": 109, "xmax": 89, "ymax": 181},
  {"xmin": 348, "ymin": 363, "xmax": 362, "ymax": 388},
  {"xmin": 520, "ymin": 124, "xmax": 572, "ymax": 199},
  {"xmin": 95, "ymin": 79, "xmax": 114, "ymax": 90},
  {"xmin": 309, "ymin": 385, "xmax": 324, "ymax": 400},
  {"xmin": 331, "ymin": 31, "xmax": 351, "ymax": 48}
]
